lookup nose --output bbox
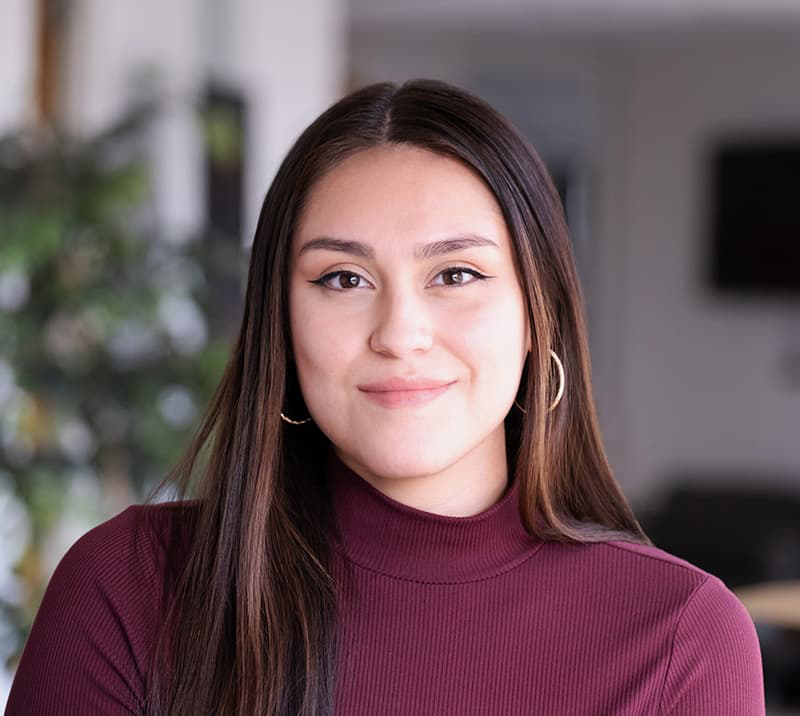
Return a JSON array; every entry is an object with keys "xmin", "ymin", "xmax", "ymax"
[{"xmin": 368, "ymin": 287, "xmax": 434, "ymax": 357}]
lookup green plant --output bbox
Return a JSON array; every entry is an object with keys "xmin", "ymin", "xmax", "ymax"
[{"xmin": 0, "ymin": 99, "xmax": 243, "ymax": 672}]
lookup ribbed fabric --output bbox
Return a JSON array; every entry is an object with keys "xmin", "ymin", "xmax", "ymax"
[
  {"xmin": 5, "ymin": 450, "xmax": 765, "ymax": 715},
  {"xmin": 4, "ymin": 502, "xmax": 168, "ymax": 715},
  {"xmin": 326, "ymin": 452, "xmax": 765, "ymax": 715}
]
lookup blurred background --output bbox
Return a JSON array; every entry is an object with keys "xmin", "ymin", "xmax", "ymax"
[{"xmin": 1, "ymin": 0, "xmax": 799, "ymax": 711}]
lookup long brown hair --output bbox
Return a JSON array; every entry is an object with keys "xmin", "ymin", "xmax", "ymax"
[{"xmin": 140, "ymin": 78, "xmax": 651, "ymax": 716}]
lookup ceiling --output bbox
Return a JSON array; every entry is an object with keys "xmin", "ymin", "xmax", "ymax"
[{"xmin": 350, "ymin": 0, "xmax": 800, "ymax": 34}]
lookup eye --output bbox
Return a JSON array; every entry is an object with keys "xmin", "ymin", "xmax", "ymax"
[
  {"xmin": 430, "ymin": 267, "xmax": 489, "ymax": 287},
  {"xmin": 310, "ymin": 270, "xmax": 373, "ymax": 291},
  {"xmin": 309, "ymin": 266, "xmax": 491, "ymax": 292}
]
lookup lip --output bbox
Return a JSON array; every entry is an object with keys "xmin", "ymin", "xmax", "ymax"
[
  {"xmin": 358, "ymin": 377, "xmax": 456, "ymax": 408},
  {"xmin": 359, "ymin": 377, "xmax": 454, "ymax": 392}
]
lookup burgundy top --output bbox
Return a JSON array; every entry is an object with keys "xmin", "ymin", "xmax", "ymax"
[{"xmin": 6, "ymin": 450, "xmax": 765, "ymax": 715}]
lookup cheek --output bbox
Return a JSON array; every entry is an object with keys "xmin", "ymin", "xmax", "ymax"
[
  {"xmin": 467, "ymin": 295, "xmax": 528, "ymax": 399},
  {"xmin": 444, "ymin": 289, "xmax": 527, "ymax": 357},
  {"xmin": 289, "ymin": 291, "xmax": 355, "ymax": 389}
]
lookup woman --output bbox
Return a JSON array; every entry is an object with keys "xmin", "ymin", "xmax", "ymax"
[{"xmin": 6, "ymin": 79, "xmax": 764, "ymax": 715}]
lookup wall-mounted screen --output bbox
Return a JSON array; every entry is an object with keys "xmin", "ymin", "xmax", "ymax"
[{"xmin": 709, "ymin": 140, "xmax": 800, "ymax": 295}]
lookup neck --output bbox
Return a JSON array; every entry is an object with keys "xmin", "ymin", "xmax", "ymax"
[
  {"xmin": 330, "ymin": 429, "xmax": 509, "ymax": 517},
  {"xmin": 324, "ymin": 447, "xmax": 543, "ymax": 583}
]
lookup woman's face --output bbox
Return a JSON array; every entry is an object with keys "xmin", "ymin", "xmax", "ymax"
[{"xmin": 288, "ymin": 144, "xmax": 530, "ymax": 489}]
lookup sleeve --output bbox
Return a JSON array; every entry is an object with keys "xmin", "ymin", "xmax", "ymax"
[
  {"xmin": 657, "ymin": 574, "xmax": 766, "ymax": 716},
  {"xmin": 5, "ymin": 506, "xmax": 160, "ymax": 716}
]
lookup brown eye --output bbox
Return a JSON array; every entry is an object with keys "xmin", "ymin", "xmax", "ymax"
[
  {"xmin": 442, "ymin": 269, "xmax": 466, "ymax": 285},
  {"xmin": 309, "ymin": 267, "xmax": 489, "ymax": 292},
  {"xmin": 338, "ymin": 272, "xmax": 361, "ymax": 289},
  {"xmin": 431, "ymin": 267, "xmax": 488, "ymax": 287},
  {"xmin": 310, "ymin": 270, "xmax": 371, "ymax": 291}
]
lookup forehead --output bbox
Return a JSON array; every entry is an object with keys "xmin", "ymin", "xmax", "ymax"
[{"xmin": 292, "ymin": 144, "xmax": 510, "ymax": 255}]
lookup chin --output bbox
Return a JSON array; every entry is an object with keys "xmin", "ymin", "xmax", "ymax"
[{"xmin": 367, "ymin": 446, "xmax": 465, "ymax": 480}]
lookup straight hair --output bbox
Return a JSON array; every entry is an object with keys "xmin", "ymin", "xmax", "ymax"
[{"xmin": 140, "ymin": 78, "xmax": 651, "ymax": 716}]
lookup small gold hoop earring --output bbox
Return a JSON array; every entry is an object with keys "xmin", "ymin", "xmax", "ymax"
[
  {"xmin": 280, "ymin": 411, "xmax": 312, "ymax": 425},
  {"xmin": 514, "ymin": 349, "xmax": 565, "ymax": 414}
]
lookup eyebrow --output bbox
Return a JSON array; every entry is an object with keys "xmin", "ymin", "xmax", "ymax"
[{"xmin": 296, "ymin": 234, "xmax": 499, "ymax": 260}]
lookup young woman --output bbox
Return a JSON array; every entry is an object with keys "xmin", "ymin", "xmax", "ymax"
[{"xmin": 6, "ymin": 79, "xmax": 764, "ymax": 715}]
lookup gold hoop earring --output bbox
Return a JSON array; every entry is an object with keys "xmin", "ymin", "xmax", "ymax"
[
  {"xmin": 282, "ymin": 362, "xmax": 312, "ymax": 425},
  {"xmin": 548, "ymin": 349, "xmax": 564, "ymax": 411},
  {"xmin": 280, "ymin": 411, "xmax": 312, "ymax": 425},
  {"xmin": 514, "ymin": 349, "xmax": 564, "ymax": 414}
]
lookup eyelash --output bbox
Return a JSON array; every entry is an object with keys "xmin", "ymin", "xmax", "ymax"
[{"xmin": 310, "ymin": 266, "xmax": 491, "ymax": 292}]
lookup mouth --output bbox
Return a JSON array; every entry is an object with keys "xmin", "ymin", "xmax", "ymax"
[{"xmin": 358, "ymin": 381, "xmax": 455, "ymax": 408}]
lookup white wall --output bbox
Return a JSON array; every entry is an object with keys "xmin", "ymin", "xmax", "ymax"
[
  {"xmin": 349, "ymin": 27, "xmax": 800, "ymax": 507},
  {"xmin": 0, "ymin": 0, "xmax": 36, "ymax": 133},
  {"xmin": 61, "ymin": 0, "xmax": 347, "ymax": 244},
  {"xmin": 63, "ymin": 0, "xmax": 210, "ymax": 241},
  {"xmin": 621, "ymin": 34, "xmax": 800, "ymax": 506},
  {"xmin": 218, "ymin": 0, "xmax": 348, "ymax": 245}
]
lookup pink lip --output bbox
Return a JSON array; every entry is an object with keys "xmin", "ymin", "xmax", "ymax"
[
  {"xmin": 358, "ymin": 377, "xmax": 456, "ymax": 408},
  {"xmin": 359, "ymin": 377, "xmax": 454, "ymax": 391}
]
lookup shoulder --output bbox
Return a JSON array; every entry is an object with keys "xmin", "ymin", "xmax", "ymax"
[
  {"xmin": 543, "ymin": 537, "xmax": 717, "ymax": 606},
  {"xmin": 573, "ymin": 539, "xmax": 765, "ymax": 714},
  {"xmin": 538, "ymin": 537, "xmax": 753, "ymax": 633},
  {"xmin": 595, "ymin": 538, "xmax": 759, "ymax": 642},
  {"xmin": 47, "ymin": 499, "xmax": 199, "ymax": 606},
  {"xmin": 69, "ymin": 498, "xmax": 200, "ymax": 573},
  {"xmin": 594, "ymin": 537, "xmax": 714, "ymax": 579},
  {"xmin": 581, "ymin": 538, "xmax": 762, "ymax": 653},
  {"xmin": 5, "ymin": 499, "xmax": 201, "ymax": 715},
  {"xmin": 34, "ymin": 500, "xmax": 192, "ymax": 608}
]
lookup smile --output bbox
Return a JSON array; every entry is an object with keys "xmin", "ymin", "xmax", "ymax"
[{"xmin": 359, "ymin": 382, "xmax": 455, "ymax": 408}]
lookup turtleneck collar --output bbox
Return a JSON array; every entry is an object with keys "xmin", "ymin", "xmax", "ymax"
[{"xmin": 324, "ymin": 448, "xmax": 544, "ymax": 584}]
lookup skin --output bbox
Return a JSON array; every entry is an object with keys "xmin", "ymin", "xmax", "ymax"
[{"xmin": 288, "ymin": 144, "xmax": 531, "ymax": 516}]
